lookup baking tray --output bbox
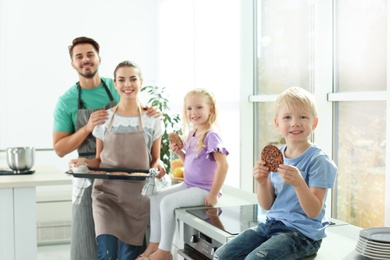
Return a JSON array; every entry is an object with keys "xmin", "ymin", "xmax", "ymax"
[{"xmin": 65, "ymin": 167, "xmax": 149, "ymax": 180}]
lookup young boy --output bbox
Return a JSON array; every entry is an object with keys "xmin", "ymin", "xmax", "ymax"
[{"xmin": 213, "ymin": 87, "xmax": 337, "ymax": 260}]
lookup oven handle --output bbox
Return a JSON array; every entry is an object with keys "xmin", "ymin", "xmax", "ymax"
[
  {"xmin": 177, "ymin": 249, "xmax": 195, "ymax": 260},
  {"xmin": 177, "ymin": 248, "xmax": 213, "ymax": 260}
]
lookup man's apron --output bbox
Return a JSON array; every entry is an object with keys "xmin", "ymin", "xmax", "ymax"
[
  {"xmin": 71, "ymin": 80, "xmax": 116, "ymax": 260},
  {"xmin": 92, "ymin": 106, "xmax": 150, "ymax": 246}
]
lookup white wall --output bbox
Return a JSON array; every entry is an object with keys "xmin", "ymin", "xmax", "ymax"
[
  {"xmin": 0, "ymin": 0, "xmax": 242, "ymax": 188},
  {"xmin": 155, "ymin": 0, "xmax": 241, "ymax": 187},
  {"xmin": 0, "ymin": 0, "xmax": 159, "ymax": 149}
]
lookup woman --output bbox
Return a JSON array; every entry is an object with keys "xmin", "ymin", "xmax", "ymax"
[{"xmin": 70, "ymin": 60, "xmax": 165, "ymax": 259}]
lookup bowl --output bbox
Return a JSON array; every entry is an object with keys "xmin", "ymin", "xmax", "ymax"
[{"xmin": 6, "ymin": 147, "xmax": 35, "ymax": 172}]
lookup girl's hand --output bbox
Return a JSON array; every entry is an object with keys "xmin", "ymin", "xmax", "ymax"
[
  {"xmin": 68, "ymin": 158, "xmax": 87, "ymax": 170},
  {"xmin": 253, "ymin": 160, "xmax": 270, "ymax": 184},
  {"xmin": 169, "ymin": 143, "xmax": 184, "ymax": 156},
  {"xmin": 277, "ymin": 165, "xmax": 304, "ymax": 187},
  {"xmin": 205, "ymin": 193, "xmax": 218, "ymax": 206}
]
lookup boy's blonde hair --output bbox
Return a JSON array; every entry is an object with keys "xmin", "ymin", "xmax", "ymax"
[
  {"xmin": 182, "ymin": 88, "xmax": 219, "ymax": 153},
  {"xmin": 275, "ymin": 87, "xmax": 318, "ymax": 118}
]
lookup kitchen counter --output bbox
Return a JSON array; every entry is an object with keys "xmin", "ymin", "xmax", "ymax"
[
  {"xmin": 174, "ymin": 185, "xmax": 366, "ymax": 260},
  {"xmin": 174, "ymin": 185, "xmax": 259, "ymax": 247},
  {"xmin": 0, "ymin": 165, "xmax": 71, "ymax": 260}
]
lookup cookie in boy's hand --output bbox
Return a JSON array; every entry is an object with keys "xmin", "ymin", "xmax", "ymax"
[
  {"xmin": 169, "ymin": 132, "xmax": 183, "ymax": 149},
  {"xmin": 261, "ymin": 144, "xmax": 284, "ymax": 172}
]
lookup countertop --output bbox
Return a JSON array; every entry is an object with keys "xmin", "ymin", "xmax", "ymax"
[{"xmin": 0, "ymin": 165, "xmax": 71, "ymax": 188}]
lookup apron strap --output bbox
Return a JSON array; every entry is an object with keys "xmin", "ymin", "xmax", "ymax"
[
  {"xmin": 77, "ymin": 79, "xmax": 115, "ymax": 109},
  {"xmin": 77, "ymin": 83, "xmax": 85, "ymax": 109}
]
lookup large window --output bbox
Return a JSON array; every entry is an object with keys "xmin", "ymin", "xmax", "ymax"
[
  {"xmin": 252, "ymin": 0, "xmax": 388, "ymax": 227},
  {"xmin": 254, "ymin": 0, "xmax": 314, "ymax": 156},
  {"xmin": 332, "ymin": 0, "xmax": 387, "ymax": 227}
]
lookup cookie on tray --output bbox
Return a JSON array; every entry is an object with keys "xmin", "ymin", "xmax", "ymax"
[
  {"xmin": 109, "ymin": 172, "xmax": 130, "ymax": 176},
  {"xmin": 261, "ymin": 144, "xmax": 284, "ymax": 172}
]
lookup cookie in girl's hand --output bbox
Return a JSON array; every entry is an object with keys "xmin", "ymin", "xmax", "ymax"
[
  {"xmin": 261, "ymin": 144, "xmax": 284, "ymax": 172},
  {"xmin": 169, "ymin": 132, "xmax": 183, "ymax": 149}
]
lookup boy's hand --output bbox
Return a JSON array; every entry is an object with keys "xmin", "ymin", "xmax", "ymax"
[
  {"xmin": 277, "ymin": 165, "xmax": 305, "ymax": 187},
  {"xmin": 253, "ymin": 160, "xmax": 270, "ymax": 184}
]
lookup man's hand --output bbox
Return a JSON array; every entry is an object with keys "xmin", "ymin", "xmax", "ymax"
[
  {"xmin": 143, "ymin": 105, "xmax": 163, "ymax": 119},
  {"xmin": 85, "ymin": 110, "xmax": 109, "ymax": 132}
]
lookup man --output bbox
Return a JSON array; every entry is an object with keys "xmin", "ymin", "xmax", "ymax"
[{"xmin": 53, "ymin": 36, "xmax": 160, "ymax": 259}]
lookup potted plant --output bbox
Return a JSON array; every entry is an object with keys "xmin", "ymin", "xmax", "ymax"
[{"xmin": 141, "ymin": 85, "xmax": 182, "ymax": 173}]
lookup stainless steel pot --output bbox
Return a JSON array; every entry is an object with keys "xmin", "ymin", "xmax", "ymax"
[{"xmin": 6, "ymin": 147, "xmax": 35, "ymax": 172}]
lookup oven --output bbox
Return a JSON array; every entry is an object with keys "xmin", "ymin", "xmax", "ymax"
[
  {"xmin": 177, "ymin": 224, "xmax": 223, "ymax": 260},
  {"xmin": 177, "ymin": 204, "xmax": 262, "ymax": 260}
]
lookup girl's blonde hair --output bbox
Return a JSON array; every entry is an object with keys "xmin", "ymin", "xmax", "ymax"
[
  {"xmin": 182, "ymin": 88, "xmax": 219, "ymax": 153},
  {"xmin": 275, "ymin": 87, "xmax": 318, "ymax": 118}
]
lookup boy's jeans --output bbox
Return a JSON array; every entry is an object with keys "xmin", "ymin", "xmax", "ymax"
[{"xmin": 213, "ymin": 220, "xmax": 322, "ymax": 260}]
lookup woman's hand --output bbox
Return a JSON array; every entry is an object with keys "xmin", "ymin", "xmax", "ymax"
[
  {"xmin": 68, "ymin": 158, "xmax": 87, "ymax": 170},
  {"xmin": 151, "ymin": 160, "xmax": 166, "ymax": 179},
  {"xmin": 253, "ymin": 160, "xmax": 270, "ymax": 184},
  {"xmin": 156, "ymin": 161, "xmax": 166, "ymax": 179}
]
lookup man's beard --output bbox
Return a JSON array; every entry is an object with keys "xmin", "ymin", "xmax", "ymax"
[{"xmin": 79, "ymin": 69, "xmax": 98, "ymax": 79}]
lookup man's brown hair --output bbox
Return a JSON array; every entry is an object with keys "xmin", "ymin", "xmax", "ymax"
[{"xmin": 68, "ymin": 36, "xmax": 100, "ymax": 58}]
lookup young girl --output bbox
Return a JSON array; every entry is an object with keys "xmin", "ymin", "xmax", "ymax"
[
  {"xmin": 213, "ymin": 87, "xmax": 338, "ymax": 260},
  {"xmin": 138, "ymin": 88, "xmax": 229, "ymax": 260},
  {"xmin": 70, "ymin": 60, "xmax": 165, "ymax": 259}
]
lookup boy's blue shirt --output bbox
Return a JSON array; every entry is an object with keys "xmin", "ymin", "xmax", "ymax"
[{"xmin": 266, "ymin": 144, "xmax": 338, "ymax": 240}]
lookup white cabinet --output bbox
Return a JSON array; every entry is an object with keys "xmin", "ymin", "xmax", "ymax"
[{"xmin": 36, "ymin": 185, "xmax": 72, "ymax": 245}]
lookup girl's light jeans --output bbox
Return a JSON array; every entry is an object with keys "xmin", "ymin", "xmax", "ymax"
[{"xmin": 213, "ymin": 220, "xmax": 322, "ymax": 260}]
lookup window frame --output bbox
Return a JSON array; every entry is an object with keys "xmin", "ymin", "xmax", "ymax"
[{"xmin": 241, "ymin": 0, "xmax": 390, "ymax": 225}]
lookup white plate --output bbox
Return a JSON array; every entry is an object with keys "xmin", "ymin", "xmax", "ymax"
[
  {"xmin": 358, "ymin": 239, "xmax": 390, "ymax": 249},
  {"xmin": 359, "ymin": 237, "xmax": 390, "ymax": 250},
  {"xmin": 357, "ymin": 241, "xmax": 390, "ymax": 254},
  {"xmin": 356, "ymin": 245, "xmax": 390, "ymax": 260},
  {"xmin": 360, "ymin": 227, "xmax": 390, "ymax": 243}
]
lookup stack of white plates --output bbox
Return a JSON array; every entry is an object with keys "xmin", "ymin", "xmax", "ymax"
[{"xmin": 355, "ymin": 227, "xmax": 390, "ymax": 259}]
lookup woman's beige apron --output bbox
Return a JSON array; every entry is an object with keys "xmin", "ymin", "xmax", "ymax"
[{"xmin": 92, "ymin": 107, "xmax": 150, "ymax": 246}]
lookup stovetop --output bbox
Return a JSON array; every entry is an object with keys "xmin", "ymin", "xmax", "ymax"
[
  {"xmin": 0, "ymin": 169, "xmax": 35, "ymax": 175},
  {"xmin": 186, "ymin": 204, "xmax": 260, "ymax": 235}
]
